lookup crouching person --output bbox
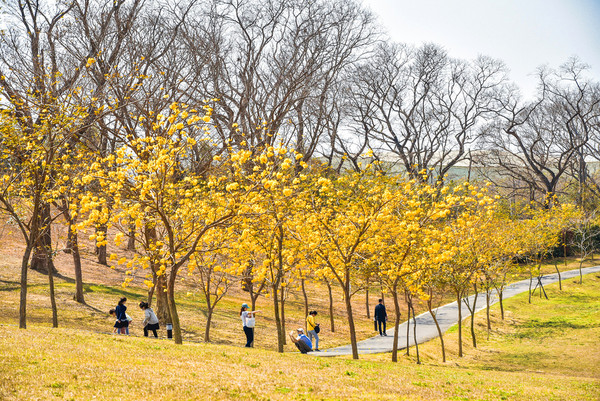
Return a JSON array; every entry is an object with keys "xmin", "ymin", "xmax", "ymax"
[{"xmin": 289, "ymin": 328, "xmax": 312, "ymax": 354}]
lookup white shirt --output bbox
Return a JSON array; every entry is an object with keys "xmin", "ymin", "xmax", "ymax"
[{"xmin": 241, "ymin": 310, "xmax": 254, "ymax": 327}]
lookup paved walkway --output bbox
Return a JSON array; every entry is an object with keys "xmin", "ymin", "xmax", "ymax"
[{"xmin": 315, "ymin": 265, "xmax": 600, "ymax": 357}]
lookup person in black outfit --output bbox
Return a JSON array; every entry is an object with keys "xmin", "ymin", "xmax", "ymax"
[{"xmin": 374, "ymin": 299, "xmax": 388, "ymax": 336}]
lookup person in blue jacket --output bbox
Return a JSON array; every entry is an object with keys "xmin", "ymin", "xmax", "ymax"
[
  {"xmin": 115, "ymin": 297, "xmax": 129, "ymax": 335},
  {"xmin": 374, "ymin": 298, "xmax": 388, "ymax": 336}
]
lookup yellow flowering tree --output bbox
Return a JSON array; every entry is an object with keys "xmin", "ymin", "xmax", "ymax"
[
  {"xmin": 0, "ymin": 103, "xmax": 87, "ymax": 328},
  {"xmin": 477, "ymin": 211, "xmax": 524, "ymax": 331},
  {"xmin": 232, "ymin": 145, "xmax": 309, "ymax": 352},
  {"xmin": 438, "ymin": 182, "xmax": 497, "ymax": 357},
  {"xmin": 301, "ymin": 166, "xmax": 394, "ymax": 359},
  {"xmin": 80, "ymin": 105, "xmax": 244, "ymax": 344},
  {"xmin": 50, "ymin": 143, "xmax": 99, "ymax": 304},
  {"xmin": 379, "ymin": 181, "xmax": 455, "ymax": 363}
]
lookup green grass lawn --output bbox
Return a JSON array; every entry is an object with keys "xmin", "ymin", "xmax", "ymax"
[
  {"xmin": 436, "ymin": 272, "xmax": 600, "ymax": 379},
  {"xmin": 1, "ymin": 274, "xmax": 599, "ymax": 400}
]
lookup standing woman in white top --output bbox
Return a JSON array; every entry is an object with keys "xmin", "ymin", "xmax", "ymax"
[
  {"xmin": 240, "ymin": 303, "xmax": 261, "ymax": 347},
  {"xmin": 139, "ymin": 301, "xmax": 160, "ymax": 338}
]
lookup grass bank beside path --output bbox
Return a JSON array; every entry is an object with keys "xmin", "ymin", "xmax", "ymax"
[
  {"xmin": 419, "ymin": 272, "xmax": 600, "ymax": 380},
  {"xmin": 1, "ymin": 275, "xmax": 599, "ymax": 400}
]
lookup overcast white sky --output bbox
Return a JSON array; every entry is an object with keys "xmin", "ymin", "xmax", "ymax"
[{"xmin": 362, "ymin": 0, "xmax": 600, "ymax": 99}]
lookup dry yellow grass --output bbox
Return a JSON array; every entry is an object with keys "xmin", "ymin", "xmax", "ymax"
[{"xmin": 0, "ymin": 316, "xmax": 598, "ymax": 401}]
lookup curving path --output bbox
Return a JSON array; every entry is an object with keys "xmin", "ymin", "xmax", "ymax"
[{"xmin": 314, "ymin": 266, "xmax": 600, "ymax": 357}]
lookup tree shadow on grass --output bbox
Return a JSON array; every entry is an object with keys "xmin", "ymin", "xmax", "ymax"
[{"xmin": 0, "ymin": 280, "xmax": 49, "ymax": 292}]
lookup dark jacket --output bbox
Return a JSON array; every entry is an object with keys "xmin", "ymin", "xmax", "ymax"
[
  {"xmin": 115, "ymin": 304, "xmax": 127, "ymax": 321},
  {"xmin": 374, "ymin": 303, "xmax": 387, "ymax": 321}
]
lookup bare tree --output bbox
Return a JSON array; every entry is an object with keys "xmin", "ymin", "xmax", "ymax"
[
  {"xmin": 182, "ymin": 0, "xmax": 376, "ymax": 160},
  {"xmin": 192, "ymin": 247, "xmax": 237, "ymax": 343},
  {"xmin": 347, "ymin": 42, "xmax": 507, "ymax": 181},
  {"xmin": 479, "ymin": 58, "xmax": 599, "ymax": 208},
  {"xmin": 569, "ymin": 211, "xmax": 600, "ymax": 284}
]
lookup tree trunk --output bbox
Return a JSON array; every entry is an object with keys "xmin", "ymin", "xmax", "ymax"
[
  {"xmin": 533, "ymin": 275, "xmax": 549, "ymax": 299},
  {"xmin": 69, "ymin": 224, "xmax": 85, "ymax": 304},
  {"xmin": 469, "ymin": 284, "xmax": 478, "ymax": 348},
  {"xmin": 498, "ymin": 289, "xmax": 504, "ymax": 320},
  {"xmin": 579, "ymin": 260, "xmax": 584, "ymax": 284},
  {"xmin": 275, "ymin": 228, "xmax": 285, "ymax": 351},
  {"xmin": 127, "ymin": 222, "xmax": 136, "ymax": 251},
  {"xmin": 365, "ymin": 276, "xmax": 370, "ymax": 319},
  {"xmin": 144, "ymin": 224, "xmax": 159, "ymax": 311},
  {"xmin": 166, "ymin": 274, "xmax": 182, "ymax": 344},
  {"xmin": 391, "ymin": 284, "xmax": 401, "ymax": 362},
  {"xmin": 95, "ymin": 223, "xmax": 108, "ymax": 266},
  {"xmin": 241, "ymin": 262, "xmax": 253, "ymax": 293},
  {"xmin": 280, "ymin": 288, "xmax": 287, "ymax": 345},
  {"xmin": 326, "ymin": 280, "xmax": 335, "ymax": 332},
  {"xmin": 427, "ymin": 293, "xmax": 445, "ymax": 362},
  {"xmin": 301, "ymin": 278, "xmax": 308, "ymax": 329},
  {"xmin": 410, "ymin": 301, "xmax": 420, "ymax": 364},
  {"xmin": 485, "ymin": 289, "xmax": 491, "ymax": 340},
  {"xmin": 554, "ymin": 261, "xmax": 562, "ymax": 290},
  {"xmin": 204, "ymin": 307, "xmax": 213, "ymax": 343},
  {"xmin": 244, "ymin": 269, "xmax": 265, "ymax": 315},
  {"xmin": 342, "ymin": 285, "xmax": 359, "ymax": 359},
  {"xmin": 46, "ymin": 252, "xmax": 58, "ymax": 328},
  {"xmin": 31, "ymin": 246, "xmax": 56, "ymax": 273},
  {"xmin": 249, "ymin": 278, "xmax": 266, "ymax": 312},
  {"xmin": 563, "ymin": 231, "xmax": 568, "ymax": 266},
  {"xmin": 64, "ymin": 232, "xmax": 72, "ymax": 254},
  {"xmin": 30, "ymin": 203, "xmax": 56, "ymax": 274},
  {"xmin": 272, "ymin": 285, "xmax": 284, "ymax": 352},
  {"xmin": 251, "ymin": 293, "xmax": 258, "ymax": 312},
  {"xmin": 528, "ymin": 270, "xmax": 533, "ymax": 304},
  {"xmin": 457, "ymin": 291, "xmax": 463, "ymax": 357},
  {"xmin": 155, "ymin": 273, "xmax": 170, "ymax": 324},
  {"xmin": 405, "ymin": 293, "xmax": 411, "ymax": 355},
  {"xmin": 538, "ymin": 275, "xmax": 549, "ymax": 299},
  {"xmin": 19, "ymin": 245, "xmax": 33, "ymax": 329},
  {"xmin": 147, "ymin": 278, "xmax": 156, "ymax": 306}
]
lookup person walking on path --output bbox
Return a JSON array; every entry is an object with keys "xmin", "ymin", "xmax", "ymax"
[
  {"xmin": 306, "ymin": 311, "xmax": 320, "ymax": 351},
  {"xmin": 374, "ymin": 299, "xmax": 388, "ymax": 336},
  {"xmin": 139, "ymin": 301, "xmax": 160, "ymax": 338},
  {"xmin": 289, "ymin": 328, "xmax": 313, "ymax": 353},
  {"xmin": 115, "ymin": 297, "xmax": 129, "ymax": 335},
  {"xmin": 240, "ymin": 303, "xmax": 261, "ymax": 347}
]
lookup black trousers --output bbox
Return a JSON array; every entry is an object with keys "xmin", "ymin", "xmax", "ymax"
[
  {"xmin": 295, "ymin": 341, "xmax": 312, "ymax": 354},
  {"xmin": 377, "ymin": 319, "xmax": 386, "ymax": 335},
  {"xmin": 144, "ymin": 323, "xmax": 159, "ymax": 337},
  {"xmin": 243, "ymin": 326, "xmax": 254, "ymax": 347}
]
